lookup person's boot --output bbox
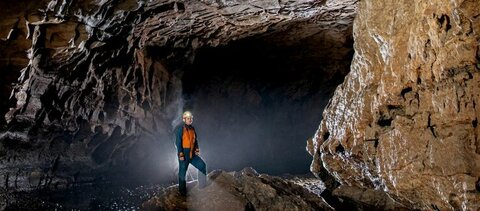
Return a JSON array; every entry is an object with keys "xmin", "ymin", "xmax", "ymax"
[{"xmin": 179, "ymin": 189, "xmax": 187, "ymax": 197}]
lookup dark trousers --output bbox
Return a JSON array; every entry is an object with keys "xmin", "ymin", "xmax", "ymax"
[{"xmin": 178, "ymin": 149, "xmax": 207, "ymax": 195}]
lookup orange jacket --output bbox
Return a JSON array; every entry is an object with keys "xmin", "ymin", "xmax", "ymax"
[{"xmin": 175, "ymin": 124, "xmax": 199, "ymax": 159}]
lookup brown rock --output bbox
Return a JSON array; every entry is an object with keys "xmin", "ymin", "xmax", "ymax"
[
  {"xmin": 142, "ymin": 167, "xmax": 333, "ymax": 211},
  {"xmin": 312, "ymin": 0, "xmax": 480, "ymax": 210},
  {"xmin": 332, "ymin": 185, "xmax": 408, "ymax": 211}
]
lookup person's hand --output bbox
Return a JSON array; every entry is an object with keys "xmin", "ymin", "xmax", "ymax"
[
  {"xmin": 195, "ymin": 149, "xmax": 200, "ymax": 156},
  {"xmin": 179, "ymin": 156, "xmax": 184, "ymax": 161},
  {"xmin": 179, "ymin": 152, "xmax": 185, "ymax": 161}
]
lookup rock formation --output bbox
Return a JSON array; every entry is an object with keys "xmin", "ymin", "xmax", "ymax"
[
  {"xmin": 143, "ymin": 167, "xmax": 411, "ymax": 211},
  {"xmin": 142, "ymin": 167, "xmax": 334, "ymax": 211},
  {"xmin": 310, "ymin": 0, "xmax": 480, "ymax": 210},
  {"xmin": 331, "ymin": 185, "xmax": 408, "ymax": 211}
]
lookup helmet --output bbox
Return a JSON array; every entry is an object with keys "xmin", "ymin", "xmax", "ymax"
[{"xmin": 182, "ymin": 111, "xmax": 193, "ymax": 119}]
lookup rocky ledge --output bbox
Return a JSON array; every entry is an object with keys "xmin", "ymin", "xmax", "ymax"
[
  {"xmin": 141, "ymin": 167, "xmax": 333, "ymax": 211},
  {"xmin": 141, "ymin": 167, "xmax": 409, "ymax": 211}
]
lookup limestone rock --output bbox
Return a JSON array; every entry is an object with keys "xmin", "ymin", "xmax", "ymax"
[
  {"xmin": 332, "ymin": 185, "xmax": 408, "ymax": 211},
  {"xmin": 141, "ymin": 167, "xmax": 333, "ymax": 211},
  {"xmin": 311, "ymin": 0, "xmax": 480, "ymax": 210}
]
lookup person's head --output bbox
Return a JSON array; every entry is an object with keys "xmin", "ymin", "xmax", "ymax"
[{"xmin": 182, "ymin": 111, "xmax": 193, "ymax": 125}]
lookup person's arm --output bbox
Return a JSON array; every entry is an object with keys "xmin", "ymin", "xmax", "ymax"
[
  {"xmin": 175, "ymin": 126, "xmax": 184, "ymax": 159},
  {"xmin": 194, "ymin": 129, "xmax": 200, "ymax": 155}
]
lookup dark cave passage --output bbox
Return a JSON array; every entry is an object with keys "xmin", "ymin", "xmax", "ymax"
[{"xmin": 180, "ymin": 32, "xmax": 354, "ymax": 175}]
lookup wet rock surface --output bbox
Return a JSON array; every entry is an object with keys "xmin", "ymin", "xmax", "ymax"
[
  {"xmin": 310, "ymin": 0, "xmax": 480, "ymax": 210},
  {"xmin": 332, "ymin": 185, "xmax": 409, "ymax": 211},
  {"xmin": 142, "ymin": 167, "xmax": 333, "ymax": 211},
  {"xmin": 141, "ymin": 168, "xmax": 408, "ymax": 211}
]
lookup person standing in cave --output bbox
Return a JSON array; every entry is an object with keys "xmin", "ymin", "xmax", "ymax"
[{"xmin": 174, "ymin": 111, "xmax": 208, "ymax": 196}]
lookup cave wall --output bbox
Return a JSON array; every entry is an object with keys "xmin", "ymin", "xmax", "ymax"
[
  {"xmin": 0, "ymin": 0, "xmax": 52, "ymax": 126},
  {"xmin": 310, "ymin": 0, "xmax": 480, "ymax": 209},
  {"xmin": 1, "ymin": 0, "xmax": 185, "ymax": 189}
]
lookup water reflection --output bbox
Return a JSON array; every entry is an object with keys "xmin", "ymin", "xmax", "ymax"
[{"xmin": 3, "ymin": 182, "xmax": 172, "ymax": 210}]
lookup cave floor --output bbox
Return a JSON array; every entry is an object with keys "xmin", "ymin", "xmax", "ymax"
[{"xmin": 2, "ymin": 174, "xmax": 321, "ymax": 210}]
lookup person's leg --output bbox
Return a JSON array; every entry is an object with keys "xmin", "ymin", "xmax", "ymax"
[
  {"xmin": 190, "ymin": 156, "xmax": 207, "ymax": 188},
  {"xmin": 178, "ymin": 154, "xmax": 190, "ymax": 196}
]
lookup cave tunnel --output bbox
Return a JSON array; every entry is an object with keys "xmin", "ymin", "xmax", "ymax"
[
  {"xmin": 171, "ymin": 28, "xmax": 354, "ymax": 175},
  {"xmin": 70, "ymin": 21, "xmax": 356, "ymax": 186}
]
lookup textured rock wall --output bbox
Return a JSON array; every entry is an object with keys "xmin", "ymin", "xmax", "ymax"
[
  {"xmin": 1, "ymin": 0, "xmax": 185, "ymax": 189},
  {"xmin": 0, "ymin": 0, "xmax": 52, "ymax": 126},
  {"xmin": 311, "ymin": 0, "xmax": 480, "ymax": 209}
]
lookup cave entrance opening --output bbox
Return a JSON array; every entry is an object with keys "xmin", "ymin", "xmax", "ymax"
[{"xmin": 179, "ymin": 29, "xmax": 354, "ymax": 175}]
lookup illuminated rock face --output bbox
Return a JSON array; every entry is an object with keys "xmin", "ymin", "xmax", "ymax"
[
  {"xmin": 311, "ymin": 0, "xmax": 480, "ymax": 209},
  {"xmin": 0, "ymin": 0, "xmax": 356, "ymax": 190}
]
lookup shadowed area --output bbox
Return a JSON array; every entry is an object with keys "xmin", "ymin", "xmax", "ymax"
[{"xmin": 181, "ymin": 32, "xmax": 353, "ymax": 175}]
